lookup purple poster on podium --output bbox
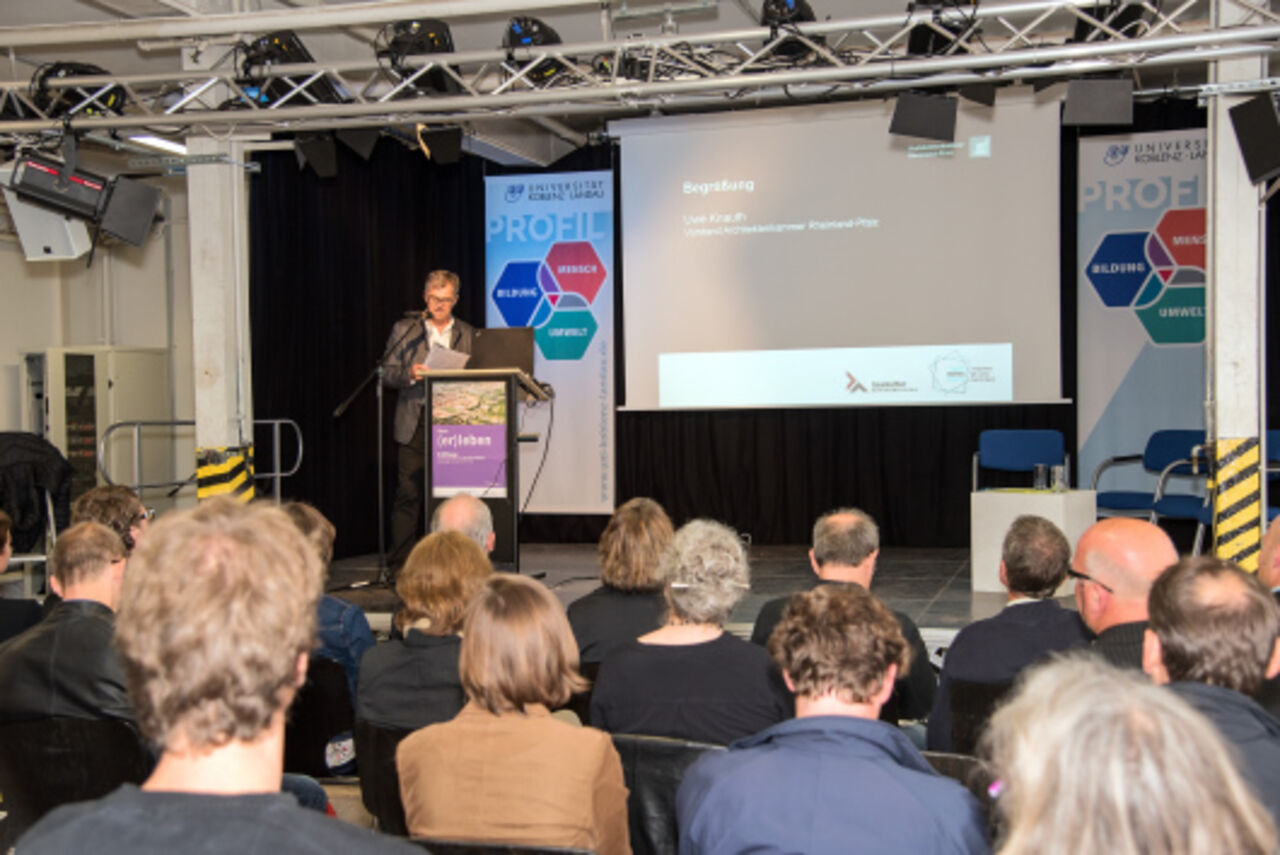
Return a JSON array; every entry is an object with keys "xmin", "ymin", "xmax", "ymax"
[{"xmin": 430, "ymin": 381, "xmax": 508, "ymax": 498}]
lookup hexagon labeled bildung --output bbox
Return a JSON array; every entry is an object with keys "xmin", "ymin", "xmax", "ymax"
[
  {"xmin": 1085, "ymin": 232, "xmax": 1150, "ymax": 307},
  {"xmin": 544, "ymin": 241, "xmax": 606, "ymax": 303},
  {"xmin": 535, "ymin": 309, "xmax": 598, "ymax": 360},
  {"xmin": 491, "ymin": 260, "xmax": 544, "ymax": 327}
]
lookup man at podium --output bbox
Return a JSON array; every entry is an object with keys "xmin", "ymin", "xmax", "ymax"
[{"xmin": 384, "ymin": 270, "xmax": 475, "ymax": 573}]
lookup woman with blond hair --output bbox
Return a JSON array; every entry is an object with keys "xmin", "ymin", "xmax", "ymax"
[
  {"xmin": 568, "ymin": 497, "xmax": 673, "ymax": 665},
  {"xmin": 357, "ymin": 530, "xmax": 491, "ymax": 731},
  {"xmin": 982, "ymin": 655, "xmax": 1276, "ymax": 855},
  {"xmin": 396, "ymin": 575, "xmax": 629, "ymax": 855}
]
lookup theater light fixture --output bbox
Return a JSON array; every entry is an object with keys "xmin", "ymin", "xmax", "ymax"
[
  {"xmin": 241, "ymin": 31, "xmax": 347, "ymax": 106},
  {"xmin": 376, "ymin": 19, "xmax": 460, "ymax": 95},
  {"xmin": 760, "ymin": 0, "xmax": 816, "ymax": 27},
  {"xmin": 30, "ymin": 62, "xmax": 127, "ymax": 118},
  {"xmin": 502, "ymin": 17, "xmax": 566, "ymax": 82}
]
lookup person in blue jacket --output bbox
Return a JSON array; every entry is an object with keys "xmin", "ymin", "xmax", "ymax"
[{"xmin": 677, "ymin": 583, "xmax": 989, "ymax": 855}]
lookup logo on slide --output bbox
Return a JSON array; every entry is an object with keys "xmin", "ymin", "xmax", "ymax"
[
  {"xmin": 504, "ymin": 184, "xmax": 525, "ymax": 202},
  {"xmin": 1083, "ymin": 207, "xmax": 1205, "ymax": 345},
  {"xmin": 930, "ymin": 352, "xmax": 971, "ymax": 394},
  {"xmin": 845, "ymin": 373, "xmax": 868, "ymax": 394},
  {"xmin": 490, "ymin": 240, "xmax": 606, "ymax": 360},
  {"xmin": 1103, "ymin": 144, "xmax": 1130, "ymax": 166}
]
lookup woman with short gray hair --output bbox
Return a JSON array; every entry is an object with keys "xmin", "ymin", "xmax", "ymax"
[{"xmin": 589, "ymin": 519, "xmax": 792, "ymax": 745}]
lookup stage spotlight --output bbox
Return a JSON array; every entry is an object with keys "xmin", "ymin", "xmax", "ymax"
[
  {"xmin": 502, "ymin": 17, "xmax": 567, "ymax": 82},
  {"xmin": 889, "ymin": 92, "xmax": 958, "ymax": 142},
  {"xmin": 760, "ymin": 0, "xmax": 816, "ymax": 26},
  {"xmin": 415, "ymin": 124, "xmax": 463, "ymax": 165},
  {"xmin": 30, "ymin": 63, "xmax": 127, "ymax": 118},
  {"xmin": 376, "ymin": 19, "xmax": 460, "ymax": 95},
  {"xmin": 241, "ymin": 31, "xmax": 347, "ymax": 106}
]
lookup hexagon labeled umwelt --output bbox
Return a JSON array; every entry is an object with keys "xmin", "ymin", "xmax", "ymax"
[
  {"xmin": 535, "ymin": 309, "xmax": 598, "ymax": 360},
  {"xmin": 1085, "ymin": 232, "xmax": 1150, "ymax": 307},
  {"xmin": 1153, "ymin": 207, "xmax": 1206, "ymax": 270},
  {"xmin": 491, "ymin": 260, "xmax": 544, "ymax": 327},
  {"xmin": 1134, "ymin": 286, "xmax": 1205, "ymax": 345},
  {"xmin": 544, "ymin": 241, "xmax": 606, "ymax": 303}
]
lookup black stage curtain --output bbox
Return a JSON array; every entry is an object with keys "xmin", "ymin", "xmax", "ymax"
[{"xmin": 250, "ymin": 101, "xmax": 1242, "ymax": 557}]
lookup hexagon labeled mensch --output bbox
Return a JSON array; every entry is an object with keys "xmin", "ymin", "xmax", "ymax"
[
  {"xmin": 1154, "ymin": 207, "xmax": 1206, "ymax": 271},
  {"xmin": 1085, "ymin": 232, "xmax": 1150, "ymax": 307},
  {"xmin": 535, "ymin": 309, "xmax": 598, "ymax": 360},
  {"xmin": 544, "ymin": 241, "xmax": 606, "ymax": 303},
  {"xmin": 491, "ymin": 260, "xmax": 544, "ymax": 327}
]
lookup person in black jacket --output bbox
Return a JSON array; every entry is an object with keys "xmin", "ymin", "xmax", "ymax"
[
  {"xmin": 751, "ymin": 508, "xmax": 936, "ymax": 722},
  {"xmin": 1143, "ymin": 555, "xmax": 1280, "ymax": 825}
]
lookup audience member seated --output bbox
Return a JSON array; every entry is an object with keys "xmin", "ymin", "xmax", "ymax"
[
  {"xmin": 982, "ymin": 655, "xmax": 1276, "ymax": 855},
  {"xmin": 568, "ymin": 497, "xmax": 672, "ymax": 666},
  {"xmin": 1143, "ymin": 556, "xmax": 1280, "ymax": 824},
  {"xmin": 0, "ymin": 509, "xmax": 41, "ymax": 643},
  {"xmin": 396, "ymin": 575, "xmax": 629, "ymax": 854},
  {"xmin": 678, "ymin": 584, "xmax": 989, "ymax": 855},
  {"xmin": 431, "ymin": 494, "xmax": 495, "ymax": 555},
  {"xmin": 1253, "ymin": 520, "xmax": 1280, "ymax": 716},
  {"xmin": 14, "ymin": 499, "xmax": 417, "ymax": 855},
  {"xmin": 927, "ymin": 515, "xmax": 1089, "ymax": 751},
  {"xmin": 358, "ymin": 531, "xmax": 491, "ymax": 731},
  {"xmin": 46, "ymin": 485, "xmax": 152, "ymax": 617},
  {"xmin": 0, "ymin": 521, "xmax": 132, "ymax": 723},
  {"xmin": 283, "ymin": 501, "xmax": 375, "ymax": 701},
  {"xmin": 591, "ymin": 519, "xmax": 791, "ymax": 745},
  {"xmin": 1072, "ymin": 517, "xmax": 1177, "ymax": 669},
  {"xmin": 751, "ymin": 508, "xmax": 935, "ymax": 722}
]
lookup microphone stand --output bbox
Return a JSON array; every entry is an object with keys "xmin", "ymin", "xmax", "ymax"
[{"xmin": 333, "ymin": 315, "xmax": 422, "ymax": 588}]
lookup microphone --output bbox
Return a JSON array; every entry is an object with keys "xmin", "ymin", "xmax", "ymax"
[{"xmin": 405, "ymin": 309, "xmax": 426, "ymax": 319}]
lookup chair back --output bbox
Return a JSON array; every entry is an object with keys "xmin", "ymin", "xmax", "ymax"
[
  {"xmin": 611, "ymin": 733, "xmax": 725, "ymax": 855},
  {"xmin": 284, "ymin": 655, "xmax": 355, "ymax": 777},
  {"xmin": 1142, "ymin": 429, "xmax": 1206, "ymax": 475},
  {"xmin": 949, "ymin": 679, "xmax": 1014, "ymax": 757},
  {"xmin": 921, "ymin": 750, "xmax": 996, "ymax": 825},
  {"xmin": 411, "ymin": 839, "xmax": 595, "ymax": 854},
  {"xmin": 977, "ymin": 430, "xmax": 1065, "ymax": 473},
  {"xmin": 0, "ymin": 716, "xmax": 154, "ymax": 849},
  {"xmin": 354, "ymin": 718, "xmax": 413, "ymax": 835}
]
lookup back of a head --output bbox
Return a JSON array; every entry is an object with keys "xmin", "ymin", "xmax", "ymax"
[
  {"xmin": 0, "ymin": 508, "xmax": 10, "ymax": 549},
  {"xmin": 982, "ymin": 655, "xmax": 1276, "ymax": 855},
  {"xmin": 1078, "ymin": 517, "xmax": 1178, "ymax": 602},
  {"xmin": 459, "ymin": 574, "xmax": 585, "ymax": 714},
  {"xmin": 768, "ymin": 584, "xmax": 909, "ymax": 704},
  {"xmin": 1149, "ymin": 556, "xmax": 1280, "ymax": 696},
  {"xmin": 662, "ymin": 519, "xmax": 749, "ymax": 626},
  {"xmin": 430, "ymin": 494, "xmax": 494, "ymax": 551},
  {"xmin": 1002, "ymin": 515, "xmax": 1070, "ymax": 599},
  {"xmin": 72, "ymin": 485, "xmax": 143, "ymax": 553},
  {"xmin": 115, "ymin": 498, "xmax": 324, "ymax": 752},
  {"xmin": 598, "ymin": 497, "xmax": 673, "ymax": 592},
  {"xmin": 395, "ymin": 530, "xmax": 492, "ymax": 635},
  {"xmin": 282, "ymin": 501, "xmax": 336, "ymax": 567},
  {"xmin": 811, "ymin": 508, "xmax": 879, "ymax": 568},
  {"xmin": 51, "ymin": 521, "xmax": 124, "ymax": 589}
]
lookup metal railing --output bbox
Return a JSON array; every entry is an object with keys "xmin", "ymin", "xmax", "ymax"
[{"xmin": 97, "ymin": 418, "xmax": 304, "ymax": 501}]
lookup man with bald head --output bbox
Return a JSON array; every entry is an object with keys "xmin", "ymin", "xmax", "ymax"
[
  {"xmin": 430, "ymin": 494, "xmax": 494, "ymax": 555},
  {"xmin": 1072, "ymin": 517, "xmax": 1179, "ymax": 668}
]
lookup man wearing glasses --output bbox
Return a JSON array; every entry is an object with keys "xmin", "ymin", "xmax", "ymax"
[
  {"xmin": 1072, "ymin": 517, "xmax": 1178, "ymax": 669},
  {"xmin": 384, "ymin": 270, "xmax": 475, "ymax": 573}
]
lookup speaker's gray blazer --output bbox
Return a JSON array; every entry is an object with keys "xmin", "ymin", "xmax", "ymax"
[{"xmin": 383, "ymin": 316, "xmax": 476, "ymax": 445}]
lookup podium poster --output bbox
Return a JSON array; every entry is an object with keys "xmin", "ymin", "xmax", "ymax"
[
  {"xmin": 430, "ymin": 380, "xmax": 508, "ymax": 498},
  {"xmin": 1077, "ymin": 130, "xmax": 1206, "ymax": 492},
  {"xmin": 484, "ymin": 171, "xmax": 615, "ymax": 514}
]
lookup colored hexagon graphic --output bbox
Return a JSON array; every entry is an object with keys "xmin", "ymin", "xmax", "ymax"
[
  {"xmin": 1085, "ymin": 232, "xmax": 1151, "ymax": 307},
  {"xmin": 1134, "ymin": 286, "xmax": 1205, "ymax": 345},
  {"xmin": 1154, "ymin": 207, "xmax": 1206, "ymax": 270},
  {"xmin": 544, "ymin": 241, "xmax": 606, "ymax": 303},
  {"xmin": 491, "ymin": 260, "xmax": 544, "ymax": 327},
  {"xmin": 535, "ymin": 310, "xmax": 598, "ymax": 360}
]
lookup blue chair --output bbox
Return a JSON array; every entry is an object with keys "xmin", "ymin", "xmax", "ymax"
[
  {"xmin": 1092, "ymin": 429, "xmax": 1206, "ymax": 520},
  {"xmin": 971, "ymin": 430, "xmax": 1067, "ymax": 491}
]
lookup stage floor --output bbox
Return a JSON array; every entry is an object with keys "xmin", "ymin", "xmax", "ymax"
[{"xmin": 329, "ymin": 544, "xmax": 1073, "ymax": 660}]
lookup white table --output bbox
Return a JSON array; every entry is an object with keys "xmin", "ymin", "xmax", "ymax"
[{"xmin": 970, "ymin": 489, "xmax": 1097, "ymax": 593}]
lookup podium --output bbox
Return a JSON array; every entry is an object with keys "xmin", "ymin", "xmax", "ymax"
[{"xmin": 423, "ymin": 369, "xmax": 549, "ymax": 571}]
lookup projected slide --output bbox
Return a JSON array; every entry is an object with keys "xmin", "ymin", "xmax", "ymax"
[{"xmin": 613, "ymin": 90, "xmax": 1061, "ymax": 410}]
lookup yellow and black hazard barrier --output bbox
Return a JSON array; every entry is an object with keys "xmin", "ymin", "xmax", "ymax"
[
  {"xmin": 196, "ymin": 445, "xmax": 255, "ymax": 504},
  {"xmin": 1212, "ymin": 437, "xmax": 1262, "ymax": 571}
]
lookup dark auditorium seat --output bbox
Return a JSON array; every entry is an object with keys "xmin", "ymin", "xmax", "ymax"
[
  {"xmin": 411, "ymin": 838, "xmax": 595, "ymax": 854},
  {"xmin": 561, "ymin": 660, "xmax": 600, "ymax": 725},
  {"xmin": 285, "ymin": 655, "xmax": 356, "ymax": 777},
  {"xmin": 921, "ymin": 750, "xmax": 996, "ymax": 828},
  {"xmin": 355, "ymin": 718, "xmax": 413, "ymax": 835},
  {"xmin": 0, "ymin": 598, "xmax": 42, "ymax": 643},
  {"xmin": 949, "ymin": 679, "xmax": 1014, "ymax": 757},
  {"xmin": 611, "ymin": 733, "xmax": 725, "ymax": 855},
  {"xmin": 0, "ymin": 715, "xmax": 154, "ymax": 849}
]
